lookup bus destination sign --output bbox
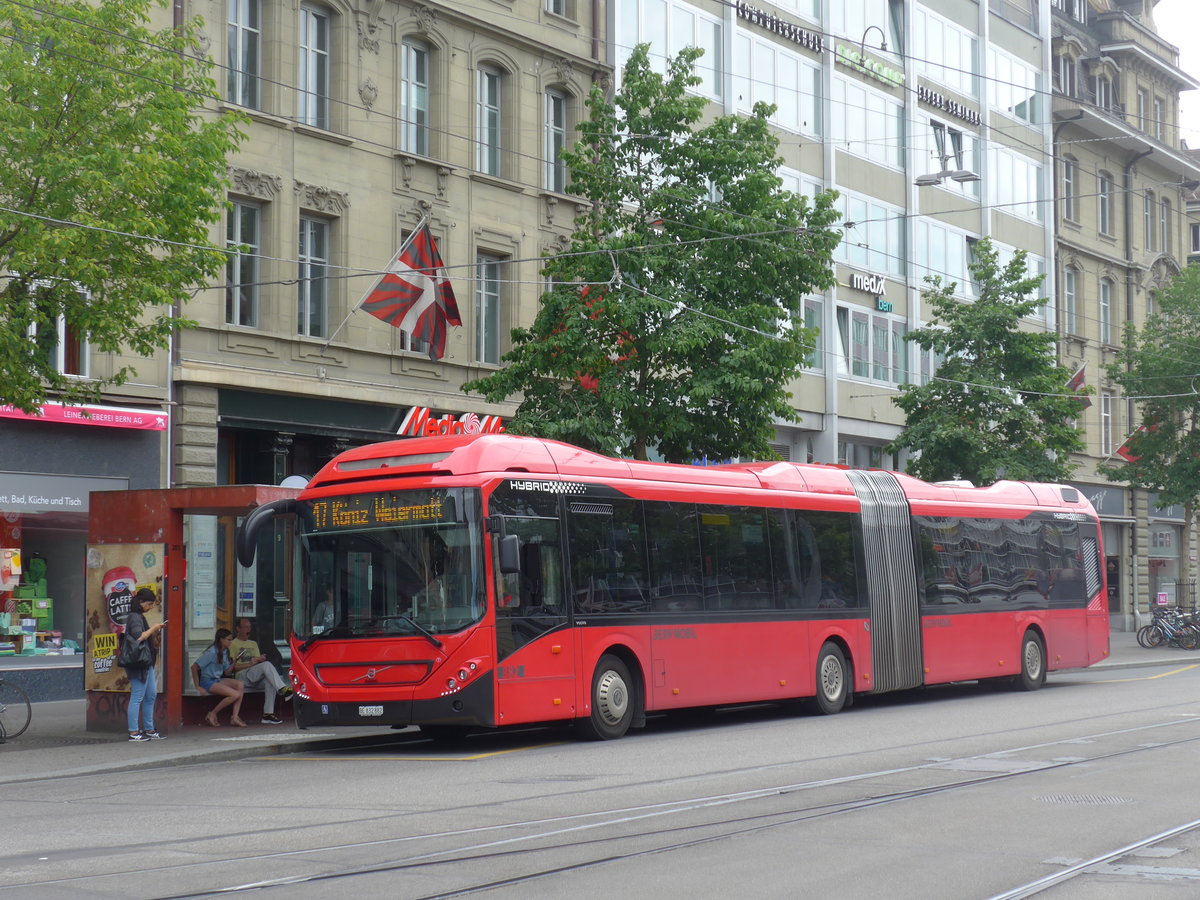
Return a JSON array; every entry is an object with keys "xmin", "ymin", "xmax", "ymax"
[{"xmin": 309, "ymin": 491, "xmax": 452, "ymax": 532}]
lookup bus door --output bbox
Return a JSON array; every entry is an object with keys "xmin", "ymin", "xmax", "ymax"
[
  {"xmin": 493, "ymin": 516, "xmax": 577, "ymax": 723},
  {"xmin": 847, "ymin": 471, "xmax": 924, "ymax": 692}
]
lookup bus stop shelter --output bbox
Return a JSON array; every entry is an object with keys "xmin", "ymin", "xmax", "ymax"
[{"xmin": 84, "ymin": 485, "xmax": 299, "ymax": 733}]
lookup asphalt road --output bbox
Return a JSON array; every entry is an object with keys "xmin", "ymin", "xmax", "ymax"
[{"xmin": 4, "ymin": 661, "xmax": 1200, "ymax": 899}]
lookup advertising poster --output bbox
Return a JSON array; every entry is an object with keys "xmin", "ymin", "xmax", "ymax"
[{"xmin": 84, "ymin": 543, "xmax": 165, "ymax": 692}]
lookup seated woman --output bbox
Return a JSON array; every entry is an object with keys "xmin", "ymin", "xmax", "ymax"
[{"xmin": 191, "ymin": 628, "xmax": 247, "ymax": 727}]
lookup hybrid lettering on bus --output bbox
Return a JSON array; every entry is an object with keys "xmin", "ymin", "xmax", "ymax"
[{"xmin": 235, "ymin": 434, "xmax": 1110, "ymax": 740}]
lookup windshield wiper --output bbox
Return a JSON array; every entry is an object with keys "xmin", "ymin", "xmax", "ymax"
[
  {"xmin": 378, "ymin": 615, "xmax": 443, "ymax": 649},
  {"xmin": 298, "ymin": 625, "xmax": 353, "ymax": 652}
]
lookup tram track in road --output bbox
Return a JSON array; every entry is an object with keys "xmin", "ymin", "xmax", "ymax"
[
  {"xmin": 9, "ymin": 710, "xmax": 1200, "ymax": 898},
  {"xmin": 988, "ymin": 817, "xmax": 1200, "ymax": 899}
]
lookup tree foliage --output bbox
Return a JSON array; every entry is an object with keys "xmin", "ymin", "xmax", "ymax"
[
  {"xmin": 888, "ymin": 238, "xmax": 1085, "ymax": 484},
  {"xmin": 1101, "ymin": 264, "xmax": 1200, "ymax": 519},
  {"xmin": 0, "ymin": 0, "xmax": 243, "ymax": 412},
  {"xmin": 463, "ymin": 46, "xmax": 841, "ymax": 462}
]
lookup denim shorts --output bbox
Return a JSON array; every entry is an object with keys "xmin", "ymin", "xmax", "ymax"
[{"xmin": 199, "ymin": 675, "xmax": 220, "ymax": 691}]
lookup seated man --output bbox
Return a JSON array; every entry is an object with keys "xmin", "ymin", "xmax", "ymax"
[{"xmin": 229, "ymin": 617, "xmax": 293, "ymax": 724}]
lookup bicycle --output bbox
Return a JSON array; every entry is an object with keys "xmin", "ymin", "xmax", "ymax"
[{"xmin": 0, "ymin": 677, "xmax": 32, "ymax": 743}]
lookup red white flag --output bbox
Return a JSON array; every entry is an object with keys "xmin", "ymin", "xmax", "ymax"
[
  {"xmin": 1115, "ymin": 425, "xmax": 1146, "ymax": 462},
  {"xmin": 1066, "ymin": 363, "xmax": 1091, "ymax": 409},
  {"xmin": 361, "ymin": 225, "xmax": 461, "ymax": 359}
]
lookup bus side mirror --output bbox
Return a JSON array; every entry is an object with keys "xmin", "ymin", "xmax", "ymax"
[
  {"xmin": 236, "ymin": 499, "xmax": 300, "ymax": 567},
  {"xmin": 498, "ymin": 534, "xmax": 520, "ymax": 574}
]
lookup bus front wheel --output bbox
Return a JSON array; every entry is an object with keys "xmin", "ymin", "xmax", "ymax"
[
  {"xmin": 811, "ymin": 643, "xmax": 849, "ymax": 715},
  {"xmin": 579, "ymin": 655, "xmax": 634, "ymax": 740},
  {"xmin": 1016, "ymin": 631, "xmax": 1046, "ymax": 691}
]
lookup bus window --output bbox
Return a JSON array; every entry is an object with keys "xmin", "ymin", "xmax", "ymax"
[
  {"xmin": 770, "ymin": 510, "xmax": 818, "ymax": 608},
  {"xmin": 642, "ymin": 501, "xmax": 703, "ymax": 612},
  {"xmin": 806, "ymin": 511, "xmax": 861, "ymax": 608},
  {"xmin": 699, "ymin": 505, "xmax": 774, "ymax": 609},
  {"xmin": 567, "ymin": 498, "xmax": 649, "ymax": 614}
]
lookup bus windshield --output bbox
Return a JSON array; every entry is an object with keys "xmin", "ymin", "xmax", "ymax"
[{"xmin": 295, "ymin": 487, "xmax": 484, "ymax": 640}]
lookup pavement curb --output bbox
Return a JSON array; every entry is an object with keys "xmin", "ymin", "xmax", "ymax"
[{"xmin": 0, "ymin": 729, "xmax": 415, "ymax": 786}]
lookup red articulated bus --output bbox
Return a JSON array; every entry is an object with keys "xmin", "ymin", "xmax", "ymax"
[{"xmin": 235, "ymin": 433, "xmax": 1110, "ymax": 740}]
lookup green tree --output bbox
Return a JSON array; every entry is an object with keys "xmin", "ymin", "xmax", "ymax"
[
  {"xmin": 888, "ymin": 238, "xmax": 1085, "ymax": 484},
  {"xmin": 1101, "ymin": 264, "xmax": 1200, "ymax": 581},
  {"xmin": 0, "ymin": 0, "xmax": 243, "ymax": 412},
  {"xmin": 463, "ymin": 45, "xmax": 841, "ymax": 462}
]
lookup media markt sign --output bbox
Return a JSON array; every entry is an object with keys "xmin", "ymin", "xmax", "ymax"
[{"xmin": 397, "ymin": 406, "xmax": 506, "ymax": 438}]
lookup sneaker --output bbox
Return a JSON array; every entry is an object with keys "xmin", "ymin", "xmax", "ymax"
[
  {"xmin": 143, "ymin": 730, "xmax": 166, "ymax": 740},
  {"xmin": 279, "ymin": 687, "xmax": 294, "ymax": 701},
  {"xmin": 261, "ymin": 713, "xmax": 283, "ymax": 725},
  {"xmin": 128, "ymin": 732, "xmax": 149, "ymax": 742}
]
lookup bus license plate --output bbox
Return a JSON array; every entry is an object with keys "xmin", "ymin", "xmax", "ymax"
[{"xmin": 358, "ymin": 705, "xmax": 384, "ymax": 717}]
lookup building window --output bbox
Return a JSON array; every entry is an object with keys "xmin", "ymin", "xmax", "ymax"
[
  {"xmin": 298, "ymin": 6, "xmax": 329, "ymax": 129},
  {"xmin": 1054, "ymin": 54, "xmax": 1076, "ymax": 97},
  {"xmin": 1100, "ymin": 392, "xmax": 1113, "ymax": 456},
  {"xmin": 1053, "ymin": 0, "xmax": 1087, "ymax": 23},
  {"xmin": 546, "ymin": 0, "xmax": 571, "ymax": 16},
  {"xmin": 1161, "ymin": 197, "xmax": 1171, "ymax": 254},
  {"xmin": 1144, "ymin": 191, "xmax": 1155, "ymax": 251},
  {"xmin": 476, "ymin": 253, "xmax": 504, "ymax": 364},
  {"xmin": 227, "ymin": 0, "xmax": 261, "ymax": 109},
  {"xmin": 29, "ymin": 287, "xmax": 89, "ymax": 377},
  {"xmin": 832, "ymin": 78, "xmax": 905, "ymax": 169},
  {"xmin": 1191, "ymin": 223, "xmax": 1200, "ymax": 254},
  {"xmin": 1154, "ymin": 97, "xmax": 1164, "ymax": 140},
  {"xmin": 226, "ymin": 201, "xmax": 260, "ymax": 327},
  {"xmin": 1091, "ymin": 75, "xmax": 1111, "ymax": 110},
  {"xmin": 545, "ymin": 89, "xmax": 568, "ymax": 193},
  {"xmin": 912, "ymin": 6, "xmax": 978, "ymax": 98},
  {"xmin": 477, "ymin": 65, "xmax": 502, "ymax": 176},
  {"xmin": 1062, "ymin": 266, "xmax": 1077, "ymax": 334},
  {"xmin": 1137, "ymin": 89, "xmax": 1148, "ymax": 131},
  {"xmin": 298, "ymin": 217, "xmax": 329, "ymax": 338},
  {"xmin": 989, "ymin": 147, "xmax": 1043, "ymax": 221},
  {"xmin": 804, "ymin": 298, "xmax": 822, "ymax": 370},
  {"xmin": 988, "ymin": 46, "xmax": 1040, "ymax": 125},
  {"xmin": 1099, "ymin": 277, "xmax": 1112, "ymax": 344},
  {"xmin": 400, "ymin": 39, "xmax": 429, "ymax": 156},
  {"xmin": 628, "ymin": 0, "xmax": 723, "ymax": 100},
  {"xmin": 836, "ymin": 307, "xmax": 907, "ymax": 384},
  {"xmin": 734, "ymin": 34, "xmax": 818, "ymax": 134},
  {"xmin": 1062, "ymin": 157, "xmax": 1077, "ymax": 221},
  {"xmin": 926, "ymin": 119, "xmax": 980, "ymax": 198},
  {"xmin": 913, "ymin": 219, "xmax": 973, "ymax": 295},
  {"xmin": 836, "ymin": 191, "xmax": 906, "ymax": 275},
  {"xmin": 1098, "ymin": 172, "xmax": 1113, "ymax": 235}
]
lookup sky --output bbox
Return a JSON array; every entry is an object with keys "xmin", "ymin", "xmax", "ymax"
[{"xmin": 1153, "ymin": 0, "xmax": 1200, "ymax": 148}]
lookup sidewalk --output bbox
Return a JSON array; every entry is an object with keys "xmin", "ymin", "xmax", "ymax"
[{"xmin": 1, "ymin": 631, "xmax": 1195, "ymax": 785}]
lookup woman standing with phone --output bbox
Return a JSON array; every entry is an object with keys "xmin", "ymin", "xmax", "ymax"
[{"xmin": 125, "ymin": 588, "xmax": 166, "ymax": 741}]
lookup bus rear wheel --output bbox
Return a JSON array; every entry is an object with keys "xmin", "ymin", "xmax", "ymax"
[
  {"xmin": 579, "ymin": 654, "xmax": 634, "ymax": 740},
  {"xmin": 1016, "ymin": 631, "xmax": 1046, "ymax": 691},
  {"xmin": 811, "ymin": 643, "xmax": 849, "ymax": 715}
]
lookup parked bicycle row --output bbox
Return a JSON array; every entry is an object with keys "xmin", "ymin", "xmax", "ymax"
[{"xmin": 1137, "ymin": 606, "xmax": 1200, "ymax": 650}]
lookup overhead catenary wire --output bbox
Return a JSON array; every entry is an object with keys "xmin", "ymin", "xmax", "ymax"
[
  {"xmin": 4, "ymin": 0, "xmax": 1199, "ymax": 399},
  {"xmin": 1, "ymin": 0, "xmax": 1194, "ymax": 282}
]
